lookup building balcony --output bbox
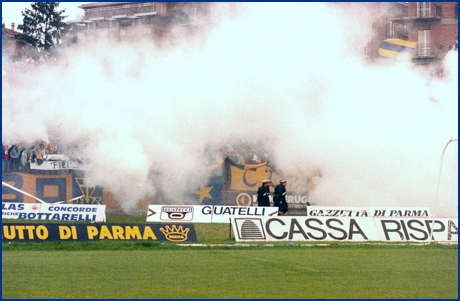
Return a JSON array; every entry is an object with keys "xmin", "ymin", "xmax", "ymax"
[
  {"xmin": 390, "ymin": 4, "xmax": 442, "ymax": 24},
  {"xmin": 412, "ymin": 43, "xmax": 444, "ymax": 64},
  {"xmin": 415, "ymin": 4, "xmax": 442, "ymax": 20}
]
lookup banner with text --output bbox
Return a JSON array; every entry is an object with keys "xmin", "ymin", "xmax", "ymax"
[
  {"xmin": 226, "ymin": 190, "xmax": 310, "ymax": 210},
  {"xmin": 2, "ymin": 173, "xmax": 103, "ymax": 205},
  {"xmin": 230, "ymin": 216, "xmax": 458, "ymax": 243},
  {"xmin": 29, "ymin": 160, "xmax": 83, "ymax": 170},
  {"xmin": 2, "ymin": 222, "xmax": 197, "ymax": 242},
  {"xmin": 306, "ymin": 206, "xmax": 431, "ymax": 218},
  {"xmin": 2, "ymin": 202, "xmax": 106, "ymax": 222},
  {"xmin": 146, "ymin": 204, "xmax": 278, "ymax": 223}
]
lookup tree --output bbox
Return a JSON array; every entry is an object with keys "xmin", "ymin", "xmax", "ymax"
[{"xmin": 17, "ymin": 2, "xmax": 68, "ymax": 55}]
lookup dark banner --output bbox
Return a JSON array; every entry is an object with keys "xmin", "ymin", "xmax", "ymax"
[
  {"xmin": 2, "ymin": 172, "xmax": 103, "ymax": 205},
  {"xmin": 2, "ymin": 222, "xmax": 197, "ymax": 243}
]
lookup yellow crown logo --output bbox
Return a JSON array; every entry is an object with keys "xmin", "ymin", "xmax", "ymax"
[{"xmin": 160, "ymin": 225, "xmax": 190, "ymax": 242}]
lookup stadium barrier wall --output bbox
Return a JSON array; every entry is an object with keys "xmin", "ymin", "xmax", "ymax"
[
  {"xmin": 230, "ymin": 216, "xmax": 458, "ymax": 242},
  {"xmin": 306, "ymin": 206, "xmax": 431, "ymax": 218},
  {"xmin": 2, "ymin": 202, "xmax": 106, "ymax": 222},
  {"xmin": 2, "ymin": 222, "xmax": 197, "ymax": 243},
  {"xmin": 146, "ymin": 204, "xmax": 279, "ymax": 223}
]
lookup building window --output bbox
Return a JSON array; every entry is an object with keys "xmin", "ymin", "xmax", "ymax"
[
  {"xmin": 154, "ymin": 3, "xmax": 164, "ymax": 14},
  {"xmin": 101, "ymin": 7, "xmax": 112, "ymax": 18},
  {"xmin": 75, "ymin": 23, "xmax": 86, "ymax": 31},
  {"xmin": 204, "ymin": 3, "xmax": 211, "ymax": 15},
  {"xmin": 143, "ymin": 4, "xmax": 152, "ymax": 13},
  {"xmin": 142, "ymin": 16, "xmax": 152, "ymax": 24},
  {"xmin": 191, "ymin": 2, "xmax": 198, "ymax": 24},
  {"xmin": 123, "ymin": 5, "xmax": 131, "ymax": 16},
  {"xmin": 96, "ymin": 21, "xmax": 110, "ymax": 29},
  {"xmin": 388, "ymin": 21, "xmax": 394, "ymax": 37},
  {"xmin": 119, "ymin": 19, "xmax": 132, "ymax": 27},
  {"xmin": 398, "ymin": 25, "xmax": 408, "ymax": 40},
  {"xmin": 113, "ymin": 7, "xmax": 124, "ymax": 16},
  {"xmin": 418, "ymin": 29, "xmax": 431, "ymax": 56},
  {"xmin": 417, "ymin": 2, "xmax": 431, "ymax": 17}
]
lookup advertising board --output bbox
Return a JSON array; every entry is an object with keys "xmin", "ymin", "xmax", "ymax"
[
  {"xmin": 2, "ymin": 201, "xmax": 106, "ymax": 222},
  {"xmin": 230, "ymin": 216, "xmax": 458, "ymax": 242},
  {"xmin": 146, "ymin": 204, "xmax": 278, "ymax": 223}
]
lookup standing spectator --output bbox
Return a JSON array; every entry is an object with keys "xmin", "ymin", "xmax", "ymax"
[
  {"xmin": 261, "ymin": 151, "xmax": 270, "ymax": 163},
  {"xmin": 2, "ymin": 144, "xmax": 10, "ymax": 173},
  {"xmin": 17, "ymin": 145, "xmax": 23, "ymax": 171},
  {"xmin": 70, "ymin": 145, "xmax": 83, "ymax": 164},
  {"xmin": 20, "ymin": 146, "xmax": 29, "ymax": 173},
  {"xmin": 38, "ymin": 143, "xmax": 47, "ymax": 156},
  {"xmin": 234, "ymin": 146, "xmax": 245, "ymax": 165},
  {"xmin": 8, "ymin": 144, "xmax": 20, "ymax": 172},
  {"xmin": 256, "ymin": 179, "xmax": 271, "ymax": 207},
  {"xmin": 28, "ymin": 145, "xmax": 37, "ymax": 159},
  {"xmin": 29, "ymin": 145, "xmax": 45, "ymax": 168},
  {"xmin": 274, "ymin": 179, "xmax": 288, "ymax": 215},
  {"xmin": 237, "ymin": 153, "xmax": 246, "ymax": 165},
  {"xmin": 47, "ymin": 140, "xmax": 59, "ymax": 154},
  {"xmin": 251, "ymin": 153, "xmax": 261, "ymax": 164},
  {"xmin": 28, "ymin": 145, "xmax": 37, "ymax": 164}
]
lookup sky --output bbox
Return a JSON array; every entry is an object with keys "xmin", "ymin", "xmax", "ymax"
[
  {"xmin": 2, "ymin": 2, "xmax": 90, "ymax": 29},
  {"xmin": 2, "ymin": 2, "xmax": 458, "ymax": 217}
]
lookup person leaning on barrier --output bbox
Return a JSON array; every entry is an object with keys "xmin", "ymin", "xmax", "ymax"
[
  {"xmin": 8, "ymin": 144, "xmax": 20, "ymax": 172},
  {"xmin": 274, "ymin": 179, "xmax": 288, "ymax": 215},
  {"xmin": 257, "ymin": 179, "xmax": 271, "ymax": 207},
  {"xmin": 2, "ymin": 144, "xmax": 10, "ymax": 173}
]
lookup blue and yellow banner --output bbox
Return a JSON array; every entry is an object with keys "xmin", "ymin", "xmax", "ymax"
[
  {"xmin": 190, "ymin": 156, "xmax": 318, "ymax": 207},
  {"xmin": 378, "ymin": 39, "xmax": 417, "ymax": 58},
  {"xmin": 2, "ymin": 172, "xmax": 102, "ymax": 205}
]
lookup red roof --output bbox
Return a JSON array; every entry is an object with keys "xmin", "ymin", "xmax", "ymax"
[{"xmin": 3, "ymin": 27, "xmax": 21, "ymax": 35}]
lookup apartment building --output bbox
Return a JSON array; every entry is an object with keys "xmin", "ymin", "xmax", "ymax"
[
  {"xmin": 390, "ymin": 2, "xmax": 458, "ymax": 64},
  {"xmin": 66, "ymin": 2, "xmax": 238, "ymax": 47},
  {"xmin": 324, "ymin": 2, "xmax": 457, "ymax": 64},
  {"xmin": 2, "ymin": 2, "xmax": 456, "ymax": 64},
  {"xmin": 2, "ymin": 23, "xmax": 28, "ymax": 60}
]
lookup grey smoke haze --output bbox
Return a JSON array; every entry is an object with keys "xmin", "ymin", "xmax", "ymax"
[{"xmin": 2, "ymin": 3, "xmax": 457, "ymax": 217}]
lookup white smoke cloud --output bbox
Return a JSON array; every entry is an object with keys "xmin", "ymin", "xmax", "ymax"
[{"xmin": 2, "ymin": 3, "xmax": 457, "ymax": 216}]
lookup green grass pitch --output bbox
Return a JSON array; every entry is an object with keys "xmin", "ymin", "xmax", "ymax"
[{"xmin": 2, "ymin": 220, "xmax": 457, "ymax": 298}]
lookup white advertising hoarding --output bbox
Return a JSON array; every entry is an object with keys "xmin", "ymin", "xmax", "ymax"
[
  {"xmin": 147, "ymin": 205, "xmax": 212, "ymax": 223},
  {"xmin": 211, "ymin": 206, "xmax": 278, "ymax": 223},
  {"xmin": 146, "ymin": 205, "xmax": 279, "ymax": 223},
  {"xmin": 29, "ymin": 160, "xmax": 83, "ymax": 170},
  {"xmin": 2, "ymin": 202, "xmax": 106, "ymax": 222},
  {"xmin": 230, "ymin": 216, "xmax": 458, "ymax": 243},
  {"xmin": 307, "ymin": 206, "xmax": 431, "ymax": 218},
  {"xmin": 368, "ymin": 207, "xmax": 431, "ymax": 218},
  {"xmin": 306, "ymin": 206, "xmax": 370, "ymax": 217}
]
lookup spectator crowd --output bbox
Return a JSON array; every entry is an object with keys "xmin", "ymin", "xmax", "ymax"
[{"xmin": 2, "ymin": 138, "xmax": 84, "ymax": 174}]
